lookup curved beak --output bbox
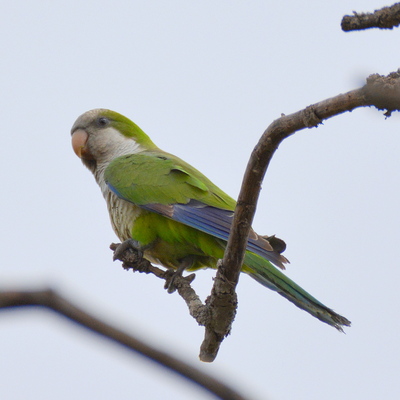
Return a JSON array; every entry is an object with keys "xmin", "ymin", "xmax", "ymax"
[{"xmin": 71, "ymin": 129, "xmax": 91, "ymax": 159}]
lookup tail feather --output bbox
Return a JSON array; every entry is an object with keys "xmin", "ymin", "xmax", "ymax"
[{"xmin": 244, "ymin": 253, "xmax": 351, "ymax": 331}]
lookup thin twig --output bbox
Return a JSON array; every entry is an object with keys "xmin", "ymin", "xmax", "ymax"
[
  {"xmin": 110, "ymin": 243, "xmax": 210, "ymax": 326},
  {"xmin": 0, "ymin": 288, "xmax": 250, "ymax": 400},
  {"xmin": 342, "ymin": 2, "xmax": 400, "ymax": 31}
]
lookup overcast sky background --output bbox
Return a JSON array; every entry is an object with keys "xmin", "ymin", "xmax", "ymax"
[{"xmin": 1, "ymin": 1, "xmax": 399, "ymax": 399}]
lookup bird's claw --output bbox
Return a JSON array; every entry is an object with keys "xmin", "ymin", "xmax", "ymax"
[
  {"xmin": 112, "ymin": 239, "xmax": 143, "ymax": 261},
  {"xmin": 164, "ymin": 270, "xmax": 196, "ymax": 293}
]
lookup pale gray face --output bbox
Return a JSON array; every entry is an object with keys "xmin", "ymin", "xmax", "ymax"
[
  {"xmin": 71, "ymin": 109, "xmax": 143, "ymax": 172},
  {"xmin": 71, "ymin": 108, "xmax": 111, "ymax": 133}
]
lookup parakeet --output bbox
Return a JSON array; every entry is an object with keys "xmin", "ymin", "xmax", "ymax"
[{"xmin": 71, "ymin": 109, "xmax": 350, "ymax": 330}]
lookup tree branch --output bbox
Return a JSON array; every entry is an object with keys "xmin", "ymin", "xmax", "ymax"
[
  {"xmin": 342, "ymin": 2, "xmax": 400, "ymax": 31},
  {"xmin": 0, "ymin": 288, "xmax": 249, "ymax": 400},
  {"xmin": 110, "ymin": 243, "xmax": 210, "ymax": 326},
  {"xmin": 201, "ymin": 71, "xmax": 400, "ymax": 361},
  {"xmin": 111, "ymin": 71, "xmax": 400, "ymax": 363}
]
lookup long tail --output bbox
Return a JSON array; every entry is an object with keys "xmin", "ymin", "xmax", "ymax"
[{"xmin": 244, "ymin": 252, "xmax": 351, "ymax": 331}]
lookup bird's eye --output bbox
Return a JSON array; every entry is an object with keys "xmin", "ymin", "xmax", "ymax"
[{"xmin": 97, "ymin": 117, "xmax": 109, "ymax": 127}]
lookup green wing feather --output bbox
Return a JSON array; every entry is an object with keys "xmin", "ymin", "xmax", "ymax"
[
  {"xmin": 104, "ymin": 151, "xmax": 235, "ymax": 209},
  {"xmin": 104, "ymin": 151, "xmax": 286, "ymax": 266}
]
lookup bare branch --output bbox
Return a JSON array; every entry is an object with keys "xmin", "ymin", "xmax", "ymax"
[
  {"xmin": 199, "ymin": 264, "xmax": 237, "ymax": 362},
  {"xmin": 201, "ymin": 71, "xmax": 400, "ymax": 361},
  {"xmin": 110, "ymin": 71, "xmax": 400, "ymax": 363},
  {"xmin": 0, "ymin": 288, "xmax": 250, "ymax": 400},
  {"xmin": 342, "ymin": 2, "xmax": 400, "ymax": 31},
  {"xmin": 110, "ymin": 243, "xmax": 210, "ymax": 326},
  {"xmin": 365, "ymin": 71, "xmax": 400, "ymax": 116}
]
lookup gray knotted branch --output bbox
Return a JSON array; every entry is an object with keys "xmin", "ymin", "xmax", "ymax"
[{"xmin": 342, "ymin": 2, "xmax": 400, "ymax": 31}]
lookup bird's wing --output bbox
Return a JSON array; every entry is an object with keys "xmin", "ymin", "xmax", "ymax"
[{"xmin": 104, "ymin": 152, "xmax": 287, "ymax": 267}]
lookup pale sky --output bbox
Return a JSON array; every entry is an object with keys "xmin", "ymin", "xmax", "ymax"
[{"xmin": 1, "ymin": 1, "xmax": 400, "ymax": 399}]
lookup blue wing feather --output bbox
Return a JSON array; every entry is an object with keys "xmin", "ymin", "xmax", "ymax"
[
  {"xmin": 141, "ymin": 201, "xmax": 286, "ymax": 268},
  {"xmin": 108, "ymin": 183, "xmax": 286, "ymax": 268}
]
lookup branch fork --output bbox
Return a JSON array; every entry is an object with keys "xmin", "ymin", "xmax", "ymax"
[{"xmin": 112, "ymin": 70, "xmax": 400, "ymax": 362}]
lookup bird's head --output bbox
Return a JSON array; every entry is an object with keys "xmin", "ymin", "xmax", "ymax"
[{"xmin": 71, "ymin": 109, "xmax": 157, "ymax": 171}]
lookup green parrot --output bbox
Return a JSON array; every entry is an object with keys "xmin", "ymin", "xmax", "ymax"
[{"xmin": 71, "ymin": 109, "xmax": 350, "ymax": 331}]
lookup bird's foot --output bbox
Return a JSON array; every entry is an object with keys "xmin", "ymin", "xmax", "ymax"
[
  {"xmin": 111, "ymin": 240, "xmax": 152, "ymax": 273},
  {"xmin": 164, "ymin": 270, "xmax": 196, "ymax": 293},
  {"xmin": 112, "ymin": 239, "xmax": 143, "ymax": 261},
  {"xmin": 164, "ymin": 257, "xmax": 196, "ymax": 293}
]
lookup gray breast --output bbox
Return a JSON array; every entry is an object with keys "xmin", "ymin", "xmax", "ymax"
[{"xmin": 105, "ymin": 190, "xmax": 141, "ymax": 241}]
